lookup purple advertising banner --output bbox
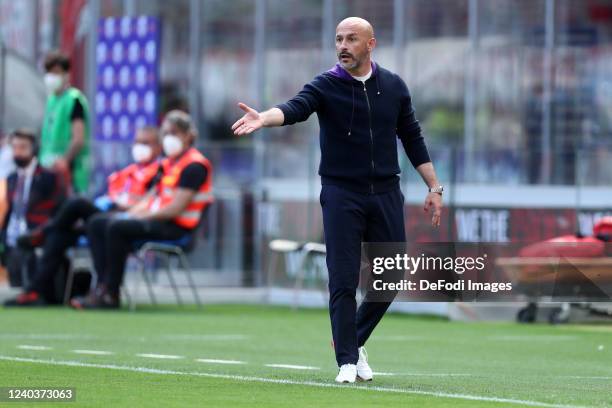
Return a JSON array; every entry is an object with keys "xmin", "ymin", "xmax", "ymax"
[
  {"xmin": 92, "ymin": 16, "xmax": 160, "ymax": 192},
  {"xmin": 95, "ymin": 16, "xmax": 160, "ymax": 142}
]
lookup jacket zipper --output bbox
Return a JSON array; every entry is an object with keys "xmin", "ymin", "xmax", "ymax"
[{"xmin": 363, "ymin": 82, "xmax": 374, "ymax": 194}]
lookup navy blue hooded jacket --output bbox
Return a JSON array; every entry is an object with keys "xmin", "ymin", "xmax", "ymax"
[{"xmin": 276, "ymin": 62, "xmax": 431, "ymax": 194}]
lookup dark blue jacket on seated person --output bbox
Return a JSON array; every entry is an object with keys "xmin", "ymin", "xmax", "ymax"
[{"xmin": 276, "ymin": 62, "xmax": 431, "ymax": 194}]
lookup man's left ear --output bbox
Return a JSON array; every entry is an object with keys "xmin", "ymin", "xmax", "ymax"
[{"xmin": 369, "ymin": 38, "xmax": 376, "ymax": 49}]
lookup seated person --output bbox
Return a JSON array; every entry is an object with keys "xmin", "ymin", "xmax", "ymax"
[
  {"xmin": 1, "ymin": 129, "xmax": 66, "ymax": 292},
  {"xmin": 0, "ymin": 132, "xmax": 15, "ymax": 235},
  {"xmin": 71, "ymin": 110, "xmax": 213, "ymax": 309},
  {"xmin": 4, "ymin": 126, "xmax": 162, "ymax": 306}
]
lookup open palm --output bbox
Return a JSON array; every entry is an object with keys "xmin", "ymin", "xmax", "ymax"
[{"xmin": 232, "ymin": 102, "xmax": 264, "ymax": 136}]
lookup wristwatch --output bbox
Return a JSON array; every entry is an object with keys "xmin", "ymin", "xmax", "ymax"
[{"xmin": 428, "ymin": 185, "xmax": 444, "ymax": 195}]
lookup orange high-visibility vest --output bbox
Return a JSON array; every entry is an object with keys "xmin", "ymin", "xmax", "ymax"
[
  {"xmin": 107, "ymin": 160, "xmax": 160, "ymax": 207},
  {"xmin": 148, "ymin": 147, "xmax": 213, "ymax": 229},
  {"xmin": 0, "ymin": 178, "xmax": 7, "ymax": 229}
]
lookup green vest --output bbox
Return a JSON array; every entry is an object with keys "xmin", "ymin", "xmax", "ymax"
[{"xmin": 40, "ymin": 87, "xmax": 91, "ymax": 193}]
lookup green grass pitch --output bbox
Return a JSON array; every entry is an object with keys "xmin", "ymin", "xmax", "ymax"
[{"xmin": 0, "ymin": 304, "xmax": 610, "ymax": 407}]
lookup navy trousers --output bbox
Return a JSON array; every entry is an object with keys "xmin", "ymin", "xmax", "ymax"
[{"xmin": 320, "ymin": 184, "xmax": 405, "ymax": 366}]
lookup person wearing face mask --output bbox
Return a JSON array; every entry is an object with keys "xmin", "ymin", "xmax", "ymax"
[
  {"xmin": 39, "ymin": 51, "xmax": 91, "ymax": 194},
  {"xmin": 71, "ymin": 110, "xmax": 213, "ymax": 309},
  {"xmin": 101, "ymin": 126, "xmax": 163, "ymax": 211},
  {"xmin": 4, "ymin": 127, "xmax": 162, "ymax": 307},
  {"xmin": 0, "ymin": 130, "xmax": 66, "ymax": 295}
]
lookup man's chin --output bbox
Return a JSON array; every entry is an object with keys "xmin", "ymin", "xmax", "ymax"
[{"xmin": 339, "ymin": 60, "xmax": 358, "ymax": 71}]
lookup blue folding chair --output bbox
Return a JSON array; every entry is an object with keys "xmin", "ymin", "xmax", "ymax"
[
  {"xmin": 130, "ymin": 233, "xmax": 202, "ymax": 310},
  {"xmin": 129, "ymin": 205, "xmax": 210, "ymax": 310}
]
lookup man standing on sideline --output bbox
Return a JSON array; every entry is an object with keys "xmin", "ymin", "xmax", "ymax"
[
  {"xmin": 232, "ymin": 17, "xmax": 443, "ymax": 383},
  {"xmin": 40, "ymin": 51, "xmax": 91, "ymax": 194}
]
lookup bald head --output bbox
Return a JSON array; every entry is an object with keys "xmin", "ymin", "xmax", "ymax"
[
  {"xmin": 336, "ymin": 17, "xmax": 374, "ymax": 38},
  {"xmin": 335, "ymin": 17, "xmax": 376, "ymax": 75}
]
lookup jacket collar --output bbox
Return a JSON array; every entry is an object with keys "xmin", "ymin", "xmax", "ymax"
[{"xmin": 326, "ymin": 61, "xmax": 378, "ymax": 82}]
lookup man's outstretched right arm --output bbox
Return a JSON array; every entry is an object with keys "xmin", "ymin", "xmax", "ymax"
[
  {"xmin": 232, "ymin": 79, "xmax": 322, "ymax": 136},
  {"xmin": 232, "ymin": 103, "xmax": 284, "ymax": 136}
]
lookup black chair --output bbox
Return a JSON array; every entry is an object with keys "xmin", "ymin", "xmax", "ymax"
[{"xmin": 63, "ymin": 235, "xmax": 96, "ymax": 305}]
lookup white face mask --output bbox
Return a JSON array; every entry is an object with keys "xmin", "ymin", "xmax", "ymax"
[
  {"xmin": 44, "ymin": 73, "xmax": 64, "ymax": 94},
  {"xmin": 163, "ymin": 134, "xmax": 183, "ymax": 157},
  {"xmin": 131, "ymin": 143, "xmax": 153, "ymax": 163}
]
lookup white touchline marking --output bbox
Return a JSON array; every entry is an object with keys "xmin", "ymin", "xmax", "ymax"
[
  {"xmin": 17, "ymin": 345, "xmax": 52, "ymax": 351},
  {"xmin": 562, "ymin": 376, "xmax": 612, "ymax": 380},
  {"xmin": 162, "ymin": 334, "xmax": 248, "ymax": 341},
  {"xmin": 196, "ymin": 359, "xmax": 246, "ymax": 365},
  {"xmin": 265, "ymin": 364, "xmax": 320, "ymax": 371},
  {"xmin": 2, "ymin": 334, "xmax": 97, "ymax": 340},
  {"xmin": 136, "ymin": 353, "xmax": 183, "ymax": 360},
  {"xmin": 1, "ymin": 334, "xmax": 247, "ymax": 341},
  {"xmin": 72, "ymin": 350, "xmax": 114, "ymax": 356},
  {"xmin": 0, "ymin": 355, "xmax": 589, "ymax": 408}
]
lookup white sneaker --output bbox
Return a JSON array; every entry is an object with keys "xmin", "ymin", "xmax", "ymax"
[
  {"xmin": 356, "ymin": 347, "xmax": 373, "ymax": 381},
  {"xmin": 335, "ymin": 364, "xmax": 357, "ymax": 383}
]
